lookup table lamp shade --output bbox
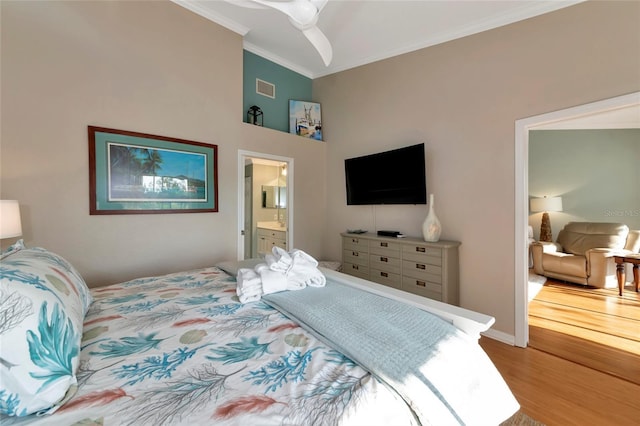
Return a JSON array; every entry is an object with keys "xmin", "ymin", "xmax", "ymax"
[
  {"xmin": 0, "ymin": 200, "xmax": 23, "ymax": 239},
  {"xmin": 530, "ymin": 196, "xmax": 562, "ymax": 242},
  {"xmin": 530, "ymin": 196, "xmax": 563, "ymax": 213}
]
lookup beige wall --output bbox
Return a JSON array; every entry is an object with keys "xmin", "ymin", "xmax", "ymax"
[
  {"xmin": 1, "ymin": 1, "xmax": 327, "ymax": 286},
  {"xmin": 315, "ymin": 1, "xmax": 640, "ymax": 334},
  {"xmin": 2, "ymin": 0, "xmax": 639, "ymax": 337}
]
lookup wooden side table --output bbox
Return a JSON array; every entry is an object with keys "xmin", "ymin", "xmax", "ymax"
[{"xmin": 614, "ymin": 254, "xmax": 640, "ymax": 296}]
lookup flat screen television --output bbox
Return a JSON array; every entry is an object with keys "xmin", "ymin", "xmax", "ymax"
[{"xmin": 345, "ymin": 143, "xmax": 427, "ymax": 205}]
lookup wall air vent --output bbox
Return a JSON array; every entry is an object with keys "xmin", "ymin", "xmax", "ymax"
[{"xmin": 256, "ymin": 78, "xmax": 275, "ymax": 99}]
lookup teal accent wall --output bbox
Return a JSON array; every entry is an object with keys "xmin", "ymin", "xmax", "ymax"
[{"xmin": 243, "ymin": 50, "xmax": 312, "ymax": 133}]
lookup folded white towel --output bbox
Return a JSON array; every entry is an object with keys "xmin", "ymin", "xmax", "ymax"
[
  {"xmin": 255, "ymin": 263, "xmax": 297, "ymax": 294},
  {"xmin": 238, "ymin": 292, "xmax": 261, "ymax": 303},
  {"xmin": 236, "ymin": 249, "xmax": 326, "ymax": 303},
  {"xmin": 287, "ymin": 266, "xmax": 326, "ymax": 288},
  {"xmin": 238, "ymin": 292, "xmax": 261, "ymax": 304},
  {"xmin": 237, "ymin": 267, "xmax": 260, "ymax": 288},
  {"xmin": 237, "ymin": 267, "xmax": 263, "ymax": 304},
  {"xmin": 266, "ymin": 246, "xmax": 293, "ymax": 273},
  {"xmin": 305, "ymin": 272, "xmax": 326, "ymax": 287},
  {"xmin": 289, "ymin": 249, "xmax": 319, "ymax": 268},
  {"xmin": 286, "ymin": 249, "xmax": 326, "ymax": 288}
]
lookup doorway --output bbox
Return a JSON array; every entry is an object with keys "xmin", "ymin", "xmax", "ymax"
[
  {"xmin": 514, "ymin": 91, "xmax": 640, "ymax": 347},
  {"xmin": 237, "ymin": 150, "xmax": 294, "ymax": 260}
]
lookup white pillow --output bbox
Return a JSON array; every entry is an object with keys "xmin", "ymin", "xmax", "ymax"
[
  {"xmin": 216, "ymin": 258, "xmax": 264, "ymax": 277},
  {"xmin": 0, "ymin": 238, "xmax": 25, "ymax": 260},
  {"xmin": 0, "ymin": 245, "xmax": 92, "ymax": 416}
]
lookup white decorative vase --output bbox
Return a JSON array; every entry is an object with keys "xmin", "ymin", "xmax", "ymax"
[{"xmin": 422, "ymin": 194, "xmax": 441, "ymax": 242}]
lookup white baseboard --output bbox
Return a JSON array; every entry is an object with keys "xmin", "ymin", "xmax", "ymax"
[{"xmin": 482, "ymin": 328, "xmax": 516, "ymax": 346}]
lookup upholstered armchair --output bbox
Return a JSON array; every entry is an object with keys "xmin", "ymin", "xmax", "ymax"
[{"xmin": 531, "ymin": 222, "xmax": 640, "ymax": 289}]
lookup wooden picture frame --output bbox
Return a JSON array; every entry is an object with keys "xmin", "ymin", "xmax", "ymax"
[
  {"xmin": 289, "ymin": 100, "xmax": 323, "ymax": 141},
  {"xmin": 88, "ymin": 126, "xmax": 218, "ymax": 215}
]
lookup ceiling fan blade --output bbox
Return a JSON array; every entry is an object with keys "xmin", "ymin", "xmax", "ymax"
[
  {"xmin": 309, "ymin": 0, "xmax": 328, "ymax": 13},
  {"xmin": 302, "ymin": 25, "xmax": 332, "ymax": 66},
  {"xmin": 223, "ymin": 0, "xmax": 269, "ymax": 9},
  {"xmin": 228, "ymin": 0, "xmax": 333, "ymax": 66},
  {"xmin": 252, "ymin": 0, "xmax": 317, "ymax": 26}
]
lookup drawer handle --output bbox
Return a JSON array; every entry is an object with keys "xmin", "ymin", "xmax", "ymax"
[
  {"xmin": 416, "ymin": 280, "xmax": 426, "ymax": 287},
  {"xmin": 352, "ymin": 251, "xmax": 359, "ymax": 257},
  {"xmin": 352, "ymin": 265, "xmax": 359, "ymax": 271},
  {"xmin": 416, "ymin": 247, "xmax": 426, "ymax": 253},
  {"xmin": 381, "ymin": 272, "xmax": 388, "ymax": 278},
  {"xmin": 416, "ymin": 263, "xmax": 426, "ymax": 270},
  {"xmin": 381, "ymin": 242, "xmax": 388, "ymax": 247},
  {"xmin": 351, "ymin": 238, "xmax": 359, "ymax": 243},
  {"xmin": 380, "ymin": 256, "xmax": 388, "ymax": 262}
]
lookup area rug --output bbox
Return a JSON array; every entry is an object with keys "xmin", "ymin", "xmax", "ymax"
[
  {"xmin": 528, "ymin": 270, "xmax": 547, "ymax": 301},
  {"xmin": 501, "ymin": 410, "xmax": 546, "ymax": 426}
]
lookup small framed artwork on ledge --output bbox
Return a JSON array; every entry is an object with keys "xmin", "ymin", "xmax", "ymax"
[
  {"xmin": 88, "ymin": 126, "xmax": 218, "ymax": 214},
  {"xmin": 289, "ymin": 100, "xmax": 323, "ymax": 141}
]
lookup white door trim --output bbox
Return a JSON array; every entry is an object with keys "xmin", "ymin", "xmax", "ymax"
[
  {"xmin": 514, "ymin": 91, "xmax": 640, "ymax": 347},
  {"xmin": 237, "ymin": 150, "xmax": 294, "ymax": 260}
]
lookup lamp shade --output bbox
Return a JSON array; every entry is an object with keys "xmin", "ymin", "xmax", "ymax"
[
  {"xmin": 0, "ymin": 200, "xmax": 23, "ymax": 239},
  {"xmin": 530, "ymin": 196, "xmax": 563, "ymax": 213}
]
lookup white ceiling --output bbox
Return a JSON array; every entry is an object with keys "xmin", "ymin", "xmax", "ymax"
[
  {"xmin": 173, "ymin": 0, "xmax": 638, "ymax": 129},
  {"xmin": 174, "ymin": 0, "xmax": 585, "ymax": 79}
]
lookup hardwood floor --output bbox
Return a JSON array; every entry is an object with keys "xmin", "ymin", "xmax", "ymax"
[
  {"xmin": 480, "ymin": 276, "xmax": 640, "ymax": 425},
  {"xmin": 528, "ymin": 278, "xmax": 640, "ymax": 384},
  {"xmin": 480, "ymin": 337, "xmax": 640, "ymax": 426}
]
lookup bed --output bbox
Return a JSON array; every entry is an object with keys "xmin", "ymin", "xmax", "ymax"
[{"xmin": 1, "ymin": 242, "xmax": 520, "ymax": 425}]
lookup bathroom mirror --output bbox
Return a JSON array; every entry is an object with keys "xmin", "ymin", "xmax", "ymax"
[{"xmin": 261, "ymin": 185, "xmax": 286, "ymax": 208}]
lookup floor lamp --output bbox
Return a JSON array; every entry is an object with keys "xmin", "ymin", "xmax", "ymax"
[{"xmin": 530, "ymin": 196, "xmax": 563, "ymax": 242}]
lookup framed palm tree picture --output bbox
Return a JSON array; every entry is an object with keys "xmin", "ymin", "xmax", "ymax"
[{"xmin": 88, "ymin": 126, "xmax": 218, "ymax": 214}]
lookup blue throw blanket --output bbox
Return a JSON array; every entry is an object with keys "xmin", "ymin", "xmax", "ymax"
[{"xmin": 263, "ymin": 279, "xmax": 519, "ymax": 425}]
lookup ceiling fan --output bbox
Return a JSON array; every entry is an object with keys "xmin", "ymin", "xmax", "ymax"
[{"xmin": 228, "ymin": 0, "xmax": 333, "ymax": 66}]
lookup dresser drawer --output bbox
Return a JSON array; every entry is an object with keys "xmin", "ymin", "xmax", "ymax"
[
  {"xmin": 370, "ymin": 268, "xmax": 402, "ymax": 289},
  {"xmin": 402, "ymin": 276, "xmax": 442, "ymax": 300},
  {"xmin": 369, "ymin": 240, "xmax": 401, "ymax": 257},
  {"xmin": 343, "ymin": 236, "xmax": 369, "ymax": 251},
  {"xmin": 343, "ymin": 262, "xmax": 369, "ymax": 279},
  {"xmin": 402, "ymin": 260, "xmax": 442, "ymax": 283},
  {"xmin": 369, "ymin": 253, "xmax": 401, "ymax": 272},
  {"xmin": 343, "ymin": 249, "xmax": 368, "ymax": 267},
  {"xmin": 402, "ymin": 245, "xmax": 442, "ymax": 266}
]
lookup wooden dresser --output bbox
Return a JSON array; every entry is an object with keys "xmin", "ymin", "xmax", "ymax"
[{"xmin": 341, "ymin": 232, "xmax": 460, "ymax": 305}]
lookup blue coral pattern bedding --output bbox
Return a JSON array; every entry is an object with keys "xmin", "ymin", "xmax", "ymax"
[{"xmin": 1, "ymin": 267, "xmax": 418, "ymax": 426}]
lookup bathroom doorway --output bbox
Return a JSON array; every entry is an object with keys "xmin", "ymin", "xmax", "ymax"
[{"xmin": 237, "ymin": 150, "xmax": 294, "ymax": 260}]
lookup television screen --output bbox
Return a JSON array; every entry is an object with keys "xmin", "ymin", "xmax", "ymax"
[{"xmin": 345, "ymin": 143, "xmax": 427, "ymax": 205}]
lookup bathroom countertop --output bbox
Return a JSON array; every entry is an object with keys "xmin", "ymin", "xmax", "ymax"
[{"xmin": 256, "ymin": 221, "xmax": 286, "ymax": 231}]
